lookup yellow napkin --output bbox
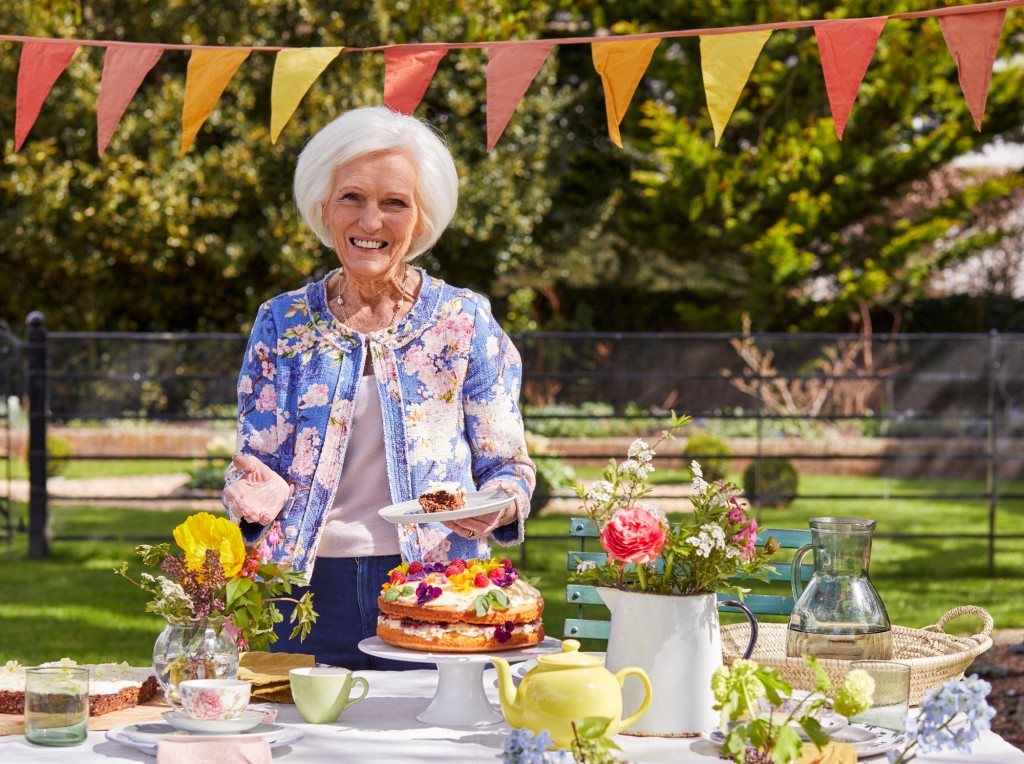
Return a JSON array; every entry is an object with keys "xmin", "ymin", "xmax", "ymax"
[
  {"xmin": 236, "ymin": 651, "xmax": 315, "ymax": 704},
  {"xmin": 799, "ymin": 742, "xmax": 858, "ymax": 764}
]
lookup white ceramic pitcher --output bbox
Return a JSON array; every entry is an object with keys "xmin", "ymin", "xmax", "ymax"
[{"xmin": 598, "ymin": 589, "xmax": 758, "ymax": 736}]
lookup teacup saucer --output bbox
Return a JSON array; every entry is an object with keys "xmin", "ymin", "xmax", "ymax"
[{"xmin": 163, "ymin": 709, "xmax": 269, "ymax": 734}]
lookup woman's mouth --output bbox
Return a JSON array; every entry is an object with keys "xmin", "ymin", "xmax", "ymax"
[{"xmin": 351, "ymin": 238, "xmax": 387, "ymax": 250}]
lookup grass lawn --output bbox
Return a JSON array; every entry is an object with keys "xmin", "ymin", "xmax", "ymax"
[{"xmin": 1, "ymin": 471, "xmax": 1021, "ymax": 664}]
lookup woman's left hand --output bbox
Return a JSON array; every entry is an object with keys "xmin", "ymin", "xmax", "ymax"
[{"xmin": 442, "ymin": 501, "xmax": 517, "ymax": 540}]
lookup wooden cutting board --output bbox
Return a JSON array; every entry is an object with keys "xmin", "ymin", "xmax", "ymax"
[{"xmin": 0, "ymin": 696, "xmax": 171, "ymax": 737}]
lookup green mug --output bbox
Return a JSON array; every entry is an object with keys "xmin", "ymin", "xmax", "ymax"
[{"xmin": 289, "ymin": 667, "xmax": 370, "ymax": 724}]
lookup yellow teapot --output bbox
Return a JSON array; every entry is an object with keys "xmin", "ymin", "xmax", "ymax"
[{"xmin": 490, "ymin": 639, "xmax": 652, "ymax": 749}]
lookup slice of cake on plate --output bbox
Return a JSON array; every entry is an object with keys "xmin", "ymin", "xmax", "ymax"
[
  {"xmin": 418, "ymin": 481, "xmax": 467, "ymax": 514},
  {"xmin": 0, "ymin": 658, "xmax": 159, "ymax": 716}
]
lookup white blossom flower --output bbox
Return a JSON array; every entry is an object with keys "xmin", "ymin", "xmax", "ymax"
[
  {"xmin": 690, "ymin": 460, "xmax": 704, "ymax": 478},
  {"xmin": 692, "ymin": 475, "xmax": 710, "ymax": 497},
  {"xmin": 618, "ymin": 459, "xmax": 642, "ymax": 477},
  {"xmin": 686, "ymin": 524, "xmax": 728, "ymax": 558},
  {"xmin": 628, "ymin": 439, "xmax": 655, "ymax": 464},
  {"xmin": 575, "ymin": 560, "xmax": 597, "ymax": 573},
  {"xmin": 586, "ymin": 480, "xmax": 614, "ymax": 503},
  {"xmin": 636, "ymin": 502, "xmax": 669, "ymax": 528}
]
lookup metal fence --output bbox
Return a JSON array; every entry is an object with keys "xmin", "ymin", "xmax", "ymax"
[{"xmin": 5, "ymin": 315, "xmax": 1024, "ymax": 571}]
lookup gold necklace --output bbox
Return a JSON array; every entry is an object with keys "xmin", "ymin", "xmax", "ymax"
[{"xmin": 335, "ymin": 266, "xmax": 410, "ymax": 330}]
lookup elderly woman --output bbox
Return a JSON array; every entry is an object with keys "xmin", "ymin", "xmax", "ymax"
[{"xmin": 222, "ymin": 106, "xmax": 536, "ymax": 669}]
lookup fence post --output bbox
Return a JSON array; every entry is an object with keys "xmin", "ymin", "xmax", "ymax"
[
  {"xmin": 26, "ymin": 311, "xmax": 48, "ymax": 559},
  {"xmin": 986, "ymin": 330, "xmax": 999, "ymax": 577}
]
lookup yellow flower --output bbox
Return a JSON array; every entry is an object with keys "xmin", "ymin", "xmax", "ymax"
[{"xmin": 173, "ymin": 513, "xmax": 245, "ymax": 579}]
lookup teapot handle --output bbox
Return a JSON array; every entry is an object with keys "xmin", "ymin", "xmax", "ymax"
[
  {"xmin": 610, "ymin": 667, "xmax": 652, "ymax": 735},
  {"xmin": 790, "ymin": 543, "xmax": 813, "ymax": 601},
  {"xmin": 718, "ymin": 600, "xmax": 758, "ymax": 659}
]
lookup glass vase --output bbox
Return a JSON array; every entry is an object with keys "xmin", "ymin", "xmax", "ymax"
[{"xmin": 152, "ymin": 615, "xmax": 239, "ymax": 707}]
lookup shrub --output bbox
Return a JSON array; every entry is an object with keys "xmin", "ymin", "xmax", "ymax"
[
  {"xmin": 681, "ymin": 432, "xmax": 732, "ymax": 483},
  {"xmin": 743, "ymin": 458, "xmax": 799, "ymax": 508},
  {"xmin": 45, "ymin": 435, "xmax": 74, "ymax": 478}
]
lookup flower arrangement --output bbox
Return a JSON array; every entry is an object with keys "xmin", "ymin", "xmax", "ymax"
[
  {"xmin": 499, "ymin": 720, "xmax": 622, "ymax": 764},
  {"xmin": 115, "ymin": 512, "xmax": 316, "ymax": 650},
  {"xmin": 569, "ymin": 413, "xmax": 778, "ymax": 596},
  {"xmin": 712, "ymin": 656, "xmax": 875, "ymax": 764},
  {"xmin": 887, "ymin": 674, "xmax": 996, "ymax": 763}
]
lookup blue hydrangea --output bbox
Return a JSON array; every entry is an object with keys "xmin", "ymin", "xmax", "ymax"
[
  {"xmin": 886, "ymin": 674, "xmax": 996, "ymax": 763},
  {"xmin": 498, "ymin": 728, "xmax": 574, "ymax": 764}
]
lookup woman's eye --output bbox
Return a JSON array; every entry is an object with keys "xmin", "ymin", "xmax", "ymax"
[{"xmin": 384, "ymin": 199, "xmax": 408, "ymax": 209}]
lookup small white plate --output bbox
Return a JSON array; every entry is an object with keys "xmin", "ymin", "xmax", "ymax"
[
  {"xmin": 378, "ymin": 490, "xmax": 513, "ymax": 524},
  {"xmin": 162, "ymin": 709, "xmax": 269, "ymax": 734},
  {"xmin": 106, "ymin": 722, "xmax": 303, "ymax": 756}
]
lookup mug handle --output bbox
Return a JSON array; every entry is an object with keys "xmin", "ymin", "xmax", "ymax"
[
  {"xmin": 718, "ymin": 600, "xmax": 758, "ymax": 659},
  {"xmin": 343, "ymin": 676, "xmax": 370, "ymax": 709}
]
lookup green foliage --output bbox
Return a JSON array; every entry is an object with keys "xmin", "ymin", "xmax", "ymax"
[
  {"xmin": 681, "ymin": 432, "xmax": 732, "ymax": 483},
  {"xmin": 44, "ymin": 435, "xmax": 73, "ymax": 478},
  {"xmin": 570, "ymin": 716, "xmax": 623, "ymax": 763},
  {"xmin": 743, "ymin": 459, "xmax": 799, "ymax": 508}
]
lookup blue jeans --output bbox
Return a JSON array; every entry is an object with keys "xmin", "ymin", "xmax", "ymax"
[{"xmin": 271, "ymin": 555, "xmax": 421, "ymax": 670}]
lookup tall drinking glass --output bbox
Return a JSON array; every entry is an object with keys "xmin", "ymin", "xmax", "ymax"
[
  {"xmin": 848, "ymin": 660, "xmax": 911, "ymax": 732},
  {"xmin": 24, "ymin": 666, "xmax": 89, "ymax": 746}
]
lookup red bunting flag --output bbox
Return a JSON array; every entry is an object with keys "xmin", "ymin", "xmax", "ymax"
[
  {"xmin": 384, "ymin": 47, "xmax": 448, "ymax": 115},
  {"xmin": 15, "ymin": 41, "xmax": 78, "ymax": 152},
  {"xmin": 485, "ymin": 42, "xmax": 553, "ymax": 151},
  {"xmin": 937, "ymin": 9, "xmax": 1006, "ymax": 130},
  {"xmin": 97, "ymin": 45, "xmax": 164, "ymax": 156},
  {"xmin": 815, "ymin": 18, "xmax": 887, "ymax": 140}
]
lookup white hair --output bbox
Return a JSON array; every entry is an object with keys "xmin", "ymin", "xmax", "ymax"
[{"xmin": 293, "ymin": 106, "xmax": 459, "ymax": 260}]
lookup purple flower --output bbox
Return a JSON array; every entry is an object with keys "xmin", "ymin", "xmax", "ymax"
[
  {"xmin": 494, "ymin": 621, "xmax": 515, "ymax": 643},
  {"xmin": 415, "ymin": 583, "xmax": 442, "ymax": 606}
]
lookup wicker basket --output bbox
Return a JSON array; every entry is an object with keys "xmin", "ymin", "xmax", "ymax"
[{"xmin": 721, "ymin": 606, "xmax": 993, "ymax": 705}]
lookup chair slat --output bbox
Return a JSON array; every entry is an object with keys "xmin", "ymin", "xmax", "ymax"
[{"xmin": 564, "ymin": 619, "xmax": 611, "ymax": 640}]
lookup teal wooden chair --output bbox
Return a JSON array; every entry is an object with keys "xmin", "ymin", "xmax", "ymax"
[{"xmin": 564, "ymin": 517, "xmax": 813, "ymax": 642}]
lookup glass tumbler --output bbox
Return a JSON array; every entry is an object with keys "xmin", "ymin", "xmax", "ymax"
[
  {"xmin": 848, "ymin": 660, "xmax": 911, "ymax": 732},
  {"xmin": 24, "ymin": 666, "xmax": 89, "ymax": 746}
]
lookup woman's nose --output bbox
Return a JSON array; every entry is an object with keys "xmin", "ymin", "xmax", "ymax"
[{"xmin": 359, "ymin": 202, "xmax": 383, "ymax": 232}]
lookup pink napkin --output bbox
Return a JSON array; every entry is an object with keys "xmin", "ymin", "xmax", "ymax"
[{"xmin": 156, "ymin": 736, "xmax": 272, "ymax": 764}]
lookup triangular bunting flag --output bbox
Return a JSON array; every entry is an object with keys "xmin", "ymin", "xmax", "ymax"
[
  {"xmin": 591, "ymin": 39, "xmax": 660, "ymax": 148},
  {"xmin": 180, "ymin": 48, "xmax": 251, "ymax": 155},
  {"xmin": 938, "ymin": 9, "xmax": 1006, "ymax": 130},
  {"xmin": 485, "ymin": 42, "xmax": 553, "ymax": 151},
  {"xmin": 97, "ymin": 44, "xmax": 164, "ymax": 156},
  {"xmin": 384, "ymin": 47, "xmax": 448, "ymax": 115},
  {"xmin": 815, "ymin": 18, "xmax": 886, "ymax": 140},
  {"xmin": 270, "ymin": 47, "xmax": 343, "ymax": 143},
  {"xmin": 699, "ymin": 30, "xmax": 772, "ymax": 146},
  {"xmin": 15, "ymin": 41, "xmax": 79, "ymax": 152}
]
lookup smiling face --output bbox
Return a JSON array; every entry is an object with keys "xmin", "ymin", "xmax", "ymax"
[{"xmin": 323, "ymin": 151, "xmax": 422, "ymax": 282}]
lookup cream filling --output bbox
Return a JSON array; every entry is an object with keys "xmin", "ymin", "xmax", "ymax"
[
  {"xmin": 379, "ymin": 616, "xmax": 543, "ymax": 641},
  {"xmin": 0, "ymin": 660, "xmax": 148, "ymax": 694},
  {"xmin": 388, "ymin": 578, "xmax": 542, "ymax": 611}
]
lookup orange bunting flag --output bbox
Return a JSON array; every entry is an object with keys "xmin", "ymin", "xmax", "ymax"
[
  {"xmin": 15, "ymin": 41, "xmax": 78, "ymax": 152},
  {"xmin": 270, "ymin": 47, "xmax": 343, "ymax": 143},
  {"xmin": 486, "ymin": 42, "xmax": 553, "ymax": 151},
  {"xmin": 97, "ymin": 44, "xmax": 164, "ymax": 156},
  {"xmin": 700, "ymin": 30, "xmax": 771, "ymax": 146},
  {"xmin": 815, "ymin": 18, "xmax": 887, "ymax": 140},
  {"xmin": 938, "ymin": 9, "xmax": 1006, "ymax": 130},
  {"xmin": 180, "ymin": 48, "xmax": 251, "ymax": 155},
  {"xmin": 591, "ymin": 39, "xmax": 660, "ymax": 148},
  {"xmin": 384, "ymin": 47, "xmax": 448, "ymax": 115}
]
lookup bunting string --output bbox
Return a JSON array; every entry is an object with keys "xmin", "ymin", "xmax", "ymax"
[{"xmin": 3, "ymin": 0, "xmax": 1024, "ymax": 155}]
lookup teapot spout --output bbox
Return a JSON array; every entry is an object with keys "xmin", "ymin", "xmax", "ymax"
[{"xmin": 489, "ymin": 657, "xmax": 522, "ymax": 727}]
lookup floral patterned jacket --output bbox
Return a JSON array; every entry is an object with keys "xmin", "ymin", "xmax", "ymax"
[{"xmin": 223, "ymin": 269, "xmax": 535, "ymax": 579}]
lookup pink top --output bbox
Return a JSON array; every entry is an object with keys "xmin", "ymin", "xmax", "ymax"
[{"xmin": 316, "ymin": 375, "xmax": 400, "ymax": 558}]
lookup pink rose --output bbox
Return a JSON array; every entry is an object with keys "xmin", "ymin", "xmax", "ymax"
[
  {"xmin": 600, "ymin": 508, "xmax": 666, "ymax": 564},
  {"xmin": 188, "ymin": 690, "xmax": 224, "ymax": 720}
]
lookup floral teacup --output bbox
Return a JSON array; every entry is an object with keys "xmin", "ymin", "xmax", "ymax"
[{"xmin": 179, "ymin": 679, "xmax": 251, "ymax": 720}]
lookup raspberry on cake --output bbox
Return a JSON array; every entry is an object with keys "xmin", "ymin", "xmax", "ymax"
[
  {"xmin": 377, "ymin": 557, "xmax": 544, "ymax": 652},
  {"xmin": 0, "ymin": 658, "xmax": 159, "ymax": 717},
  {"xmin": 418, "ymin": 481, "xmax": 467, "ymax": 514}
]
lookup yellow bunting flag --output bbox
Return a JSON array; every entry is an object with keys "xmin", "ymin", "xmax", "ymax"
[
  {"xmin": 591, "ymin": 39, "xmax": 660, "ymax": 148},
  {"xmin": 700, "ymin": 30, "xmax": 772, "ymax": 146},
  {"xmin": 270, "ymin": 47, "xmax": 343, "ymax": 143},
  {"xmin": 180, "ymin": 48, "xmax": 251, "ymax": 155}
]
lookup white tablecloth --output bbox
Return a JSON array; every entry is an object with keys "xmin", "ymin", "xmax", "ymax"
[{"xmin": 1, "ymin": 668, "xmax": 1021, "ymax": 763}]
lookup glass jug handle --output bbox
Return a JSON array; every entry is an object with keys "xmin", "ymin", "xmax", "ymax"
[
  {"xmin": 790, "ymin": 543, "xmax": 812, "ymax": 600},
  {"xmin": 718, "ymin": 600, "xmax": 758, "ymax": 659}
]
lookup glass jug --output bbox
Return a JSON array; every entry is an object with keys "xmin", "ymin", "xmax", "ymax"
[{"xmin": 786, "ymin": 517, "xmax": 893, "ymax": 660}]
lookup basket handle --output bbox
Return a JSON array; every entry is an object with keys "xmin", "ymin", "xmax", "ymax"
[{"xmin": 925, "ymin": 606, "xmax": 994, "ymax": 644}]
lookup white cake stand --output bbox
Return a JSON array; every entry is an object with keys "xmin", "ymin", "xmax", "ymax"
[{"xmin": 358, "ymin": 636, "xmax": 562, "ymax": 727}]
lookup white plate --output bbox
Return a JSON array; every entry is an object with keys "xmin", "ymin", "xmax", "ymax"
[
  {"xmin": 702, "ymin": 722, "xmax": 905, "ymax": 759},
  {"xmin": 107, "ymin": 721, "xmax": 301, "ymax": 751},
  {"xmin": 162, "ymin": 709, "xmax": 269, "ymax": 734},
  {"xmin": 378, "ymin": 490, "xmax": 513, "ymax": 524}
]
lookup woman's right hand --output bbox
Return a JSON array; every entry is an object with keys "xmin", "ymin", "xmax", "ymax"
[{"xmin": 224, "ymin": 454, "xmax": 291, "ymax": 525}]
